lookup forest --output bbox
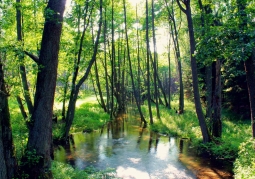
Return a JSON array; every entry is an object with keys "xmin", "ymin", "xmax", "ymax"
[{"xmin": 0, "ymin": 0, "xmax": 255, "ymax": 178}]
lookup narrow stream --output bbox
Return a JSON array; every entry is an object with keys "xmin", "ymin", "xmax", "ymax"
[{"xmin": 54, "ymin": 112, "xmax": 233, "ymax": 179}]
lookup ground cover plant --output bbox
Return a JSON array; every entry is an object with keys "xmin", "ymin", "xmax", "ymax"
[{"xmin": 142, "ymin": 98, "xmax": 254, "ymax": 178}]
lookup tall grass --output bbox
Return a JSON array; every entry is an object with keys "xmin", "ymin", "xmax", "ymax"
[{"xmin": 142, "ymin": 99, "xmax": 252, "ymax": 162}]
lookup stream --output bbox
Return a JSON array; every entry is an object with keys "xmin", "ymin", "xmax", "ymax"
[{"xmin": 54, "ymin": 111, "xmax": 233, "ymax": 179}]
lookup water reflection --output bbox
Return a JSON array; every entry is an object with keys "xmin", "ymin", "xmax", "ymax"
[{"xmin": 54, "ymin": 112, "xmax": 232, "ymax": 178}]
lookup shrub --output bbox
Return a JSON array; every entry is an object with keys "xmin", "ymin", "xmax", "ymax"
[{"xmin": 234, "ymin": 138, "xmax": 255, "ymax": 179}]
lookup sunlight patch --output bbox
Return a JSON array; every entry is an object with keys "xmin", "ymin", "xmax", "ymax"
[
  {"xmin": 116, "ymin": 166, "xmax": 150, "ymax": 179},
  {"xmin": 128, "ymin": 157, "xmax": 141, "ymax": 164}
]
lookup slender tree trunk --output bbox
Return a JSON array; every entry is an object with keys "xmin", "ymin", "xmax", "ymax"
[
  {"xmin": 16, "ymin": 96, "xmax": 28, "ymax": 120},
  {"xmin": 151, "ymin": 0, "xmax": 160, "ymax": 119},
  {"xmin": 64, "ymin": 0, "xmax": 103, "ymax": 139},
  {"xmin": 167, "ymin": 34, "xmax": 171, "ymax": 109},
  {"xmin": 146, "ymin": 0, "xmax": 153, "ymax": 124},
  {"xmin": 123, "ymin": 0, "xmax": 147, "ymax": 126},
  {"xmin": 16, "ymin": 0, "xmax": 34, "ymax": 115},
  {"xmin": 110, "ymin": 0, "xmax": 116, "ymax": 119},
  {"xmin": 177, "ymin": 0, "xmax": 211, "ymax": 143},
  {"xmin": 205, "ymin": 65, "xmax": 212, "ymax": 124},
  {"xmin": 61, "ymin": 73, "xmax": 70, "ymax": 121},
  {"xmin": 104, "ymin": 8, "xmax": 110, "ymax": 113},
  {"xmin": 91, "ymin": 19, "xmax": 107, "ymax": 112},
  {"xmin": 136, "ymin": 4, "xmax": 142, "ymax": 105},
  {"xmin": 24, "ymin": 0, "xmax": 66, "ymax": 177},
  {"xmin": 165, "ymin": 0, "xmax": 184, "ymax": 113}
]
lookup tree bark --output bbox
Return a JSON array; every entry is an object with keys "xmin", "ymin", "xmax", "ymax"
[
  {"xmin": 24, "ymin": 0, "xmax": 66, "ymax": 177},
  {"xmin": 16, "ymin": 0, "xmax": 34, "ymax": 115},
  {"xmin": 146, "ymin": 0, "xmax": 153, "ymax": 124},
  {"xmin": 177, "ymin": 0, "xmax": 211, "ymax": 143},
  {"xmin": 0, "ymin": 62, "xmax": 18, "ymax": 179},
  {"xmin": 151, "ymin": 0, "xmax": 160, "ymax": 119},
  {"xmin": 212, "ymin": 60, "xmax": 222, "ymax": 137}
]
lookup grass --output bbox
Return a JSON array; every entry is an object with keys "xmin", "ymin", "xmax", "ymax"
[
  {"xmin": 52, "ymin": 96, "xmax": 110, "ymax": 140},
  {"xmin": 51, "ymin": 161, "xmax": 117, "ymax": 179},
  {"xmin": 142, "ymin": 98, "xmax": 254, "ymax": 178}
]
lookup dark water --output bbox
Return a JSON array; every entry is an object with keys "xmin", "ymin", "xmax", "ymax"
[{"xmin": 54, "ymin": 113, "xmax": 233, "ymax": 179}]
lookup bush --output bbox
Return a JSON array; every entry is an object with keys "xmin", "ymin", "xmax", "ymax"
[{"xmin": 234, "ymin": 138, "xmax": 255, "ymax": 179}]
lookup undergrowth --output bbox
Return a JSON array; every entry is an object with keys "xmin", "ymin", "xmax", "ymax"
[
  {"xmin": 53, "ymin": 97, "xmax": 110, "ymax": 140},
  {"xmin": 142, "ymin": 98, "xmax": 254, "ymax": 178},
  {"xmin": 51, "ymin": 161, "xmax": 117, "ymax": 179}
]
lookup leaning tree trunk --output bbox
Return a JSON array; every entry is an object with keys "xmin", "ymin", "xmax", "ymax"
[
  {"xmin": 63, "ymin": 0, "xmax": 103, "ymax": 140},
  {"xmin": 177, "ymin": 0, "xmax": 211, "ymax": 143},
  {"xmin": 23, "ymin": 0, "xmax": 66, "ymax": 178}
]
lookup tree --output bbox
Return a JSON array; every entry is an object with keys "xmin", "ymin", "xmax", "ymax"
[
  {"xmin": 16, "ymin": 0, "xmax": 34, "ymax": 117},
  {"xmin": 146, "ymin": 0, "xmax": 153, "ymax": 124},
  {"xmin": 164, "ymin": 0, "xmax": 184, "ymax": 114},
  {"xmin": 0, "ymin": 57, "xmax": 18, "ymax": 179},
  {"xmin": 177, "ymin": 0, "xmax": 211, "ymax": 143},
  {"xmin": 22, "ymin": 0, "xmax": 67, "ymax": 177},
  {"xmin": 63, "ymin": 0, "xmax": 103, "ymax": 140},
  {"xmin": 236, "ymin": 0, "xmax": 255, "ymax": 138},
  {"xmin": 123, "ymin": 0, "xmax": 147, "ymax": 126}
]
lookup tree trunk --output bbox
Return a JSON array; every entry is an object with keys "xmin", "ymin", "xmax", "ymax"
[
  {"xmin": 212, "ymin": 60, "xmax": 222, "ymax": 137},
  {"xmin": 16, "ymin": 96, "xmax": 28, "ymax": 120},
  {"xmin": 177, "ymin": 0, "xmax": 211, "ymax": 143},
  {"xmin": 146, "ymin": 0, "xmax": 153, "ymax": 124},
  {"xmin": 103, "ymin": 8, "xmax": 110, "ymax": 113},
  {"xmin": 244, "ymin": 52, "xmax": 255, "ymax": 138},
  {"xmin": 23, "ymin": 0, "xmax": 66, "ymax": 178},
  {"xmin": 64, "ymin": 0, "xmax": 103, "ymax": 139},
  {"xmin": 0, "ymin": 62, "xmax": 18, "ymax": 179},
  {"xmin": 165, "ymin": 0, "xmax": 184, "ymax": 113},
  {"xmin": 151, "ymin": 0, "xmax": 160, "ymax": 119},
  {"xmin": 123, "ymin": 0, "xmax": 147, "ymax": 126},
  {"xmin": 16, "ymin": 0, "xmax": 34, "ymax": 115},
  {"xmin": 205, "ymin": 65, "xmax": 212, "ymax": 127}
]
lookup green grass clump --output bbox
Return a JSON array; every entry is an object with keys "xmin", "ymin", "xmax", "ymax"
[
  {"xmin": 51, "ymin": 161, "xmax": 117, "ymax": 179},
  {"xmin": 234, "ymin": 138, "xmax": 255, "ymax": 179},
  {"xmin": 142, "ymin": 99, "xmax": 253, "ymax": 164},
  {"xmin": 53, "ymin": 96, "xmax": 110, "ymax": 140}
]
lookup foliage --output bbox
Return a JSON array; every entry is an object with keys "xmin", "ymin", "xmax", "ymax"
[
  {"xmin": 53, "ymin": 96, "xmax": 110, "ymax": 140},
  {"xmin": 234, "ymin": 138, "xmax": 255, "ymax": 179},
  {"xmin": 51, "ymin": 161, "xmax": 118, "ymax": 179},
  {"xmin": 9, "ymin": 97, "xmax": 28, "ymax": 161},
  {"xmin": 145, "ymin": 98, "xmax": 252, "ymax": 163}
]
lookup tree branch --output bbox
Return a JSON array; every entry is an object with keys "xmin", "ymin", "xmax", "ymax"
[
  {"xmin": 24, "ymin": 51, "xmax": 39, "ymax": 64},
  {"xmin": 176, "ymin": 0, "xmax": 187, "ymax": 14}
]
